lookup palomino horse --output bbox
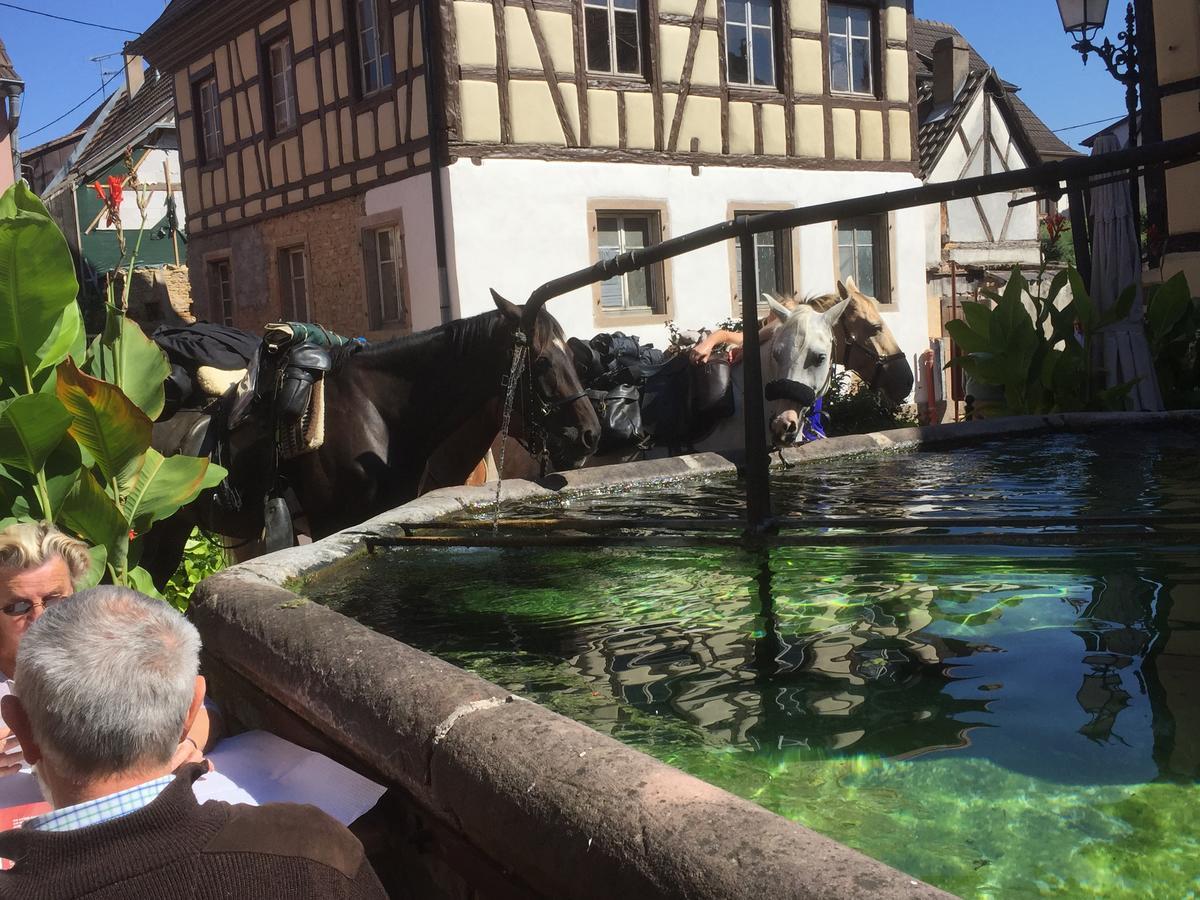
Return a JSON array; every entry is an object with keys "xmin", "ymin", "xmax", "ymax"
[
  {"xmin": 813, "ymin": 277, "xmax": 913, "ymax": 406},
  {"xmin": 142, "ymin": 291, "xmax": 600, "ymax": 582}
]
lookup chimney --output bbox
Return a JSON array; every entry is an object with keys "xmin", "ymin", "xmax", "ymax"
[
  {"xmin": 932, "ymin": 35, "xmax": 970, "ymax": 108},
  {"xmin": 123, "ymin": 52, "xmax": 145, "ymax": 97}
]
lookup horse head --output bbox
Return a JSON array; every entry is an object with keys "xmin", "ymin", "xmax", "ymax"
[
  {"xmin": 491, "ymin": 289, "xmax": 600, "ymax": 469},
  {"xmin": 763, "ymin": 292, "xmax": 850, "ymax": 446},
  {"xmin": 832, "ymin": 277, "xmax": 913, "ymax": 405}
]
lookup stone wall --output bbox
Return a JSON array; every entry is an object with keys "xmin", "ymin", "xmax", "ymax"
[{"xmin": 188, "ymin": 194, "xmax": 408, "ymax": 339}]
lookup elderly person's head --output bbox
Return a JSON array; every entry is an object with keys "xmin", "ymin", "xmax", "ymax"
[
  {"xmin": 0, "ymin": 523, "xmax": 91, "ymax": 679},
  {"xmin": 0, "ymin": 587, "xmax": 205, "ymax": 805}
]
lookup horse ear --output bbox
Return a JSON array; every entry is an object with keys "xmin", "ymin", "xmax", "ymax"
[
  {"xmin": 836, "ymin": 280, "xmax": 851, "ymax": 300},
  {"xmin": 490, "ymin": 289, "xmax": 522, "ymax": 323},
  {"xmin": 765, "ymin": 296, "xmax": 792, "ymax": 322},
  {"xmin": 823, "ymin": 296, "xmax": 853, "ymax": 327}
]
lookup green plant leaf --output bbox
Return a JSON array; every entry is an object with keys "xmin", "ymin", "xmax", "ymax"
[
  {"xmin": 40, "ymin": 437, "xmax": 82, "ymax": 523},
  {"xmin": 55, "ymin": 357, "xmax": 152, "ymax": 482},
  {"xmin": 1067, "ymin": 267, "xmax": 1096, "ymax": 329},
  {"xmin": 0, "ymin": 393, "xmax": 71, "ymax": 474},
  {"xmin": 60, "ymin": 467, "xmax": 127, "ymax": 553},
  {"xmin": 125, "ymin": 565, "xmax": 166, "ymax": 601},
  {"xmin": 1147, "ymin": 272, "xmax": 1191, "ymax": 344},
  {"xmin": 0, "ymin": 183, "xmax": 80, "ymax": 376},
  {"xmin": 946, "ymin": 319, "xmax": 989, "ymax": 354},
  {"xmin": 34, "ymin": 301, "xmax": 84, "ymax": 375},
  {"xmin": 122, "ymin": 447, "xmax": 227, "ymax": 533},
  {"xmin": 84, "ymin": 309, "xmax": 170, "ymax": 420},
  {"xmin": 75, "ymin": 544, "xmax": 108, "ymax": 590},
  {"xmin": 961, "ymin": 301, "xmax": 992, "ymax": 339}
]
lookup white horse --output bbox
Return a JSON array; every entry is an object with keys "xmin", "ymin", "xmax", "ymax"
[{"xmin": 688, "ymin": 293, "xmax": 851, "ymax": 454}]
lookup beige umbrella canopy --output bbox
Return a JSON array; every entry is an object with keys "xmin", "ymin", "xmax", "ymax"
[{"xmin": 1089, "ymin": 133, "xmax": 1163, "ymax": 411}]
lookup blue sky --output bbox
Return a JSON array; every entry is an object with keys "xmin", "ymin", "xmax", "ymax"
[{"xmin": 2, "ymin": 0, "xmax": 1128, "ymax": 150}]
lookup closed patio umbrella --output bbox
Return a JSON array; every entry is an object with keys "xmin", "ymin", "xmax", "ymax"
[{"xmin": 1089, "ymin": 133, "xmax": 1163, "ymax": 411}]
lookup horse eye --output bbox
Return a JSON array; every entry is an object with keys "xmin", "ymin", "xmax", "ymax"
[
  {"xmin": 533, "ymin": 357, "xmax": 552, "ymax": 375},
  {"xmin": 872, "ymin": 323, "xmax": 885, "ymax": 334}
]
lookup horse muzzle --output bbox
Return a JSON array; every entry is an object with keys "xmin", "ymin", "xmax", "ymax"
[
  {"xmin": 878, "ymin": 357, "xmax": 915, "ymax": 405},
  {"xmin": 764, "ymin": 380, "xmax": 817, "ymax": 447}
]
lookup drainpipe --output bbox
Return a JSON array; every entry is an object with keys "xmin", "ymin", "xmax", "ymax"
[
  {"xmin": 1, "ymin": 77, "xmax": 24, "ymax": 185},
  {"xmin": 420, "ymin": 0, "xmax": 453, "ymax": 323}
]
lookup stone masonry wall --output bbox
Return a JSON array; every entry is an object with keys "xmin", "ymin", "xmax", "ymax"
[{"xmin": 187, "ymin": 194, "xmax": 408, "ymax": 340}]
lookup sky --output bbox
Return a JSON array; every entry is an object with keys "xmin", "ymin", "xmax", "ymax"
[{"xmin": 1, "ymin": 0, "xmax": 1129, "ymax": 151}]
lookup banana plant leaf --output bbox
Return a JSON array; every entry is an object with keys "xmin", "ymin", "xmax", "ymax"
[
  {"xmin": 85, "ymin": 309, "xmax": 170, "ymax": 421},
  {"xmin": 122, "ymin": 447, "xmax": 226, "ymax": 534},
  {"xmin": 0, "ymin": 393, "xmax": 71, "ymax": 474},
  {"xmin": 55, "ymin": 357, "xmax": 152, "ymax": 483}
]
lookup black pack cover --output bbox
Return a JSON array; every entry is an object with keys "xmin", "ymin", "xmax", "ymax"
[{"xmin": 152, "ymin": 323, "xmax": 261, "ymax": 372}]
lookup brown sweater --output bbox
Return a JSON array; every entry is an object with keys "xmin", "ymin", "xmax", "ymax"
[{"xmin": 0, "ymin": 765, "xmax": 388, "ymax": 900}]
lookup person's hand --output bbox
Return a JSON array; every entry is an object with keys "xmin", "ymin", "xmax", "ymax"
[
  {"xmin": 689, "ymin": 341, "xmax": 713, "ymax": 365},
  {"xmin": 0, "ymin": 724, "xmax": 25, "ymax": 777},
  {"xmin": 169, "ymin": 737, "xmax": 204, "ymax": 771}
]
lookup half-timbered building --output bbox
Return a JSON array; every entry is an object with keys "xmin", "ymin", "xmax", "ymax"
[{"xmin": 133, "ymin": 0, "xmax": 930, "ymax": 359}]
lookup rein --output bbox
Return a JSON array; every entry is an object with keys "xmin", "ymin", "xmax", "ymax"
[{"xmin": 839, "ymin": 323, "xmax": 905, "ymax": 392}]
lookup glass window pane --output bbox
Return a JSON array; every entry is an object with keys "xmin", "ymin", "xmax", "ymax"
[
  {"xmin": 613, "ymin": 0, "xmax": 637, "ymax": 9},
  {"xmin": 849, "ymin": 6, "xmax": 871, "ymax": 37},
  {"xmin": 839, "ymin": 245, "xmax": 855, "ymax": 281},
  {"xmin": 726, "ymin": 0, "xmax": 747, "ymax": 25},
  {"xmin": 597, "ymin": 216, "xmax": 620, "ymax": 250},
  {"xmin": 726, "ymin": 25, "xmax": 749, "ymax": 83},
  {"xmin": 852, "ymin": 39, "xmax": 872, "ymax": 93},
  {"xmin": 377, "ymin": 229, "xmax": 393, "ymax": 264},
  {"xmin": 624, "ymin": 216, "xmax": 649, "ymax": 250},
  {"xmin": 614, "ymin": 10, "xmax": 640, "ymax": 74},
  {"xmin": 830, "ymin": 36, "xmax": 849, "ymax": 91},
  {"xmin": 828, "ymin": 4, "xmax": 846, "ymax": 36},
  {"xmin": 757, "ymin": 244, "xmax": 777, "ymax": 296},
  {"xmin": 856, "ymin": 226, "xmax": 873, "ymax": 246},
  {"xmin": 749, "ymin": 0, "xmax": 771, "ymax": 26},
  {"xmin": 627, "ymin": 269, "xmax": 651, "ymax": 308},
  {"xmin": 856, "ymin": 244, "xmax": 875, "ymax": 296},
  {"xmin": 585, "ymin": 7, "xmax": 612, "ymax": 72},
  {"xmin": 751, "ymin": 27, "xmax": 774, "ymax": 85},
  {"xmin": 600, "ymin": 265, "xmax": 624, "ymax": 308}
]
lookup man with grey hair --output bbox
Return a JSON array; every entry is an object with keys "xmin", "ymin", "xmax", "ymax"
[{"xmin": 0, "ymin": 587, "xmax": 387, "ymax": 899}]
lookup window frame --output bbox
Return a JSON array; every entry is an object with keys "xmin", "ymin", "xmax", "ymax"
[
  {"xmin": 192, "ymin": 71, "xmax": 224, "ymax": 166},
  {"xmin": 206, "ymin": 257, "xmax": 235, "ymax": 326},
  {"xmin": 262, "ymin": 31, "xmax": 299, "ymax": 137},
  {"xmin": 355, "ymin": 213, "xmax": 412, "ymax": 333},
  {"xmin": 588, "ymin": 200, "xmax": 673, "ymax": 326},
  {"xmin": 728, "ymin": 203, "xmax": 797, "ymax": 315},
  {"xmin": 277, "ymin": 244, "xmax": 311, "ymax": 322},
  {"xmin": 723, "ymin": 0, "xmax": 779, "ymax": 90},
  {"xmin": 834, "ymin": 215, "xmax": 892, "ymax": 305},
  {"xmin": 582, "ymin": 0, "xmax": 646, "ymax": 78},
  {"xmin": 827, "ymin": 2, "xmax": 878, "ymax": 98},
  {"xmin": 347, "ymin": 0, "xmax": 395, "ymax": 100}
]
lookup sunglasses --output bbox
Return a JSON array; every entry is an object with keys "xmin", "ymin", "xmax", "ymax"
[{"xmin": 1, "ymin": 595, "xmax": 67, "ymax": 618}]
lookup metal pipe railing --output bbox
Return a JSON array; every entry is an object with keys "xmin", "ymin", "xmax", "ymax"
[{"xmin": 517, "ymin": 131, "xmax": 1200, "ymax": 534}]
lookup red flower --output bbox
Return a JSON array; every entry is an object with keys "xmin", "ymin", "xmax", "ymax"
[
  {"xmin": 92, "ymin": 181, "xmax": 106, "ymax": 202},
  {"xmin": 107, "ymin": 176, "xmax": 124, "ymax": 208},
  {"xmin": 128, "ymin": 529, "xmax": 137, "ymax": 541}
]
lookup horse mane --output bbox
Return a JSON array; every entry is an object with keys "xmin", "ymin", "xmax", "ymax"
[{"xmin": 766, "ymin": 291, "xmax": 841, "ymax": 313}]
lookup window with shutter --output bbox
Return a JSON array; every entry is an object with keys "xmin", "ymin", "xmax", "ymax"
[
  {"xmin": 733, "ymin": 212, "xmax": 794, "ymax": 311},
  {"xmin": 836, "ymin": 216, "xmax": 890, "ymax": 303},
  {"xmin": 278, "ymin": 246, "xmax": 310, "ymax": 321},
  {"xmin": 595, "ymin": 211, "xmax": 665, "ymax": 316},
  {"xmin": 207, "ymin": 259, "xmax": 234, "ymax": 325}
]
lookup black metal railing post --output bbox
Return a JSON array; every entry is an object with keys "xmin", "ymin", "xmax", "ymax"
[{"xmin": 738, "ymin": 220, "xmax": 772, "ymax": 533}]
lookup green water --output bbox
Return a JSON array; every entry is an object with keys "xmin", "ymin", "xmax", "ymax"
[{"xmin": 306, "ymin": 431, "xmax": 1200, "ymax": 898}]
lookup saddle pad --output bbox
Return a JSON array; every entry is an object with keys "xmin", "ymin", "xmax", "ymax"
[
  {"xmin": 279, "ymin": 377, "xmax": 326, "ymax": 460},
  {"xmin": 195, "ymin": 365, "xmax": 247, "ymax": 397}
]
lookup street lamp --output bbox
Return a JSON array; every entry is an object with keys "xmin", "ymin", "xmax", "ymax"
[
  {"xmin": 1057, "ymin": 0, "xmax": 1112, "ymax": 54},
  {"xmin": 1057, "ymin": 0, "xmax": 1141, "ymax": 227}
]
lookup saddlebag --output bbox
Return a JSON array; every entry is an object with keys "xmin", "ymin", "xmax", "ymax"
[
  {"xmin": 587, "ymin": 384, "xmax": 647, "ymax": 455},
  {"xmin": 270, "ymin": 344, "xmax": 333, "ymax": 424}
]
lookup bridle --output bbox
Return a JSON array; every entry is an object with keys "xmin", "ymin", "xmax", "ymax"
[
  {"xmin": 505, "ymin": 330, "xmax": 588, "ymax": 464},
  {"xmin": 839, "ymin": 321, "xmax": 906, "ymax": 393}
]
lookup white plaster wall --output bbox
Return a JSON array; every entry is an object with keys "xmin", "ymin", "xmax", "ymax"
[
  {"xmin": 364, "ymin": 172, "xmax": 443, "ymax": 331},
  {"xmin": 442, "ymin": 157, "xmax": 929, "ymax": 369},
  {"xmin": 96, "ymin": 149, "xmax": 185, "ymax": 233}
]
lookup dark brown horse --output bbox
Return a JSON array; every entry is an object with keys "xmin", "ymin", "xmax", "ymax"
[{"xmin": 144, "ymin": 291, "xmax": 599, "ymax": 581}]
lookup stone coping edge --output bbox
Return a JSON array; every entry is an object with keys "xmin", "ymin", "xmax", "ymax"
[{"xmin": 192, "ymin": 568, "xmax": 951, "ymax": 899}]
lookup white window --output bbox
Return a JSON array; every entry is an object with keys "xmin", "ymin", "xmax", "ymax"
[
  {"xmin": 837, "ymin": 217, "xmax": 888, "ymax": 302},
  {"xmin": 829, "ymin": 3, "xmax": 874, "ymax": 95},
  {"xmin": 207, "ymin": 259, "xmax": 234, "ymax": 326},
  {"xmin": 734, "ymin": 216, "xmax": 793, "ymax": 308},
  {"xmin": 279, "ymin": 246, "xmax": 310, "ymax": 321},
  {"xmin": 355, "ymin": 0, "xmax": 394, "ymax": 96},
  {"xmin": 584, "ymin": 0, "xmax": 643, "ymax": 76},
  {"xmin": 267, "ymin": 38, "xmax": 297, "ymax": 134},
  {"xmin": 196, "ymin": 77, "xmax": 223, "ymax": 163},
  {"xmin": 725, "ymin": 0, "xmax": 775, "ymax": 87},
  {"xmin": 371, "ymin": 226, "xmax": 407, "ymax": 325},
  {"xmin": 596, "ymin": 212, "xmax": 665, "ymax": 314}
]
